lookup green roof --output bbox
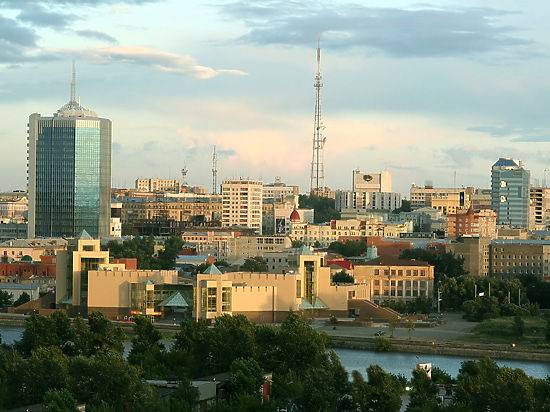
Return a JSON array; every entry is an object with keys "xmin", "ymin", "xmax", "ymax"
[
  {"xmin": 203, "ymin": 264, "xmax": 222, "ymax": 275},
  {"xmin": 77, "ymin": 229, "xmax": 93, "ymax": 240},
  {"xmin": 159, "ymin": 292, "xmax": 189, "ymax": 308},
  {"xmin": 297, "ymin": 245, "xmax": 314, "ymax": 255},
  {"xmin": 299, "ymin": 298, "xmax": 314, "ymax": 309}
]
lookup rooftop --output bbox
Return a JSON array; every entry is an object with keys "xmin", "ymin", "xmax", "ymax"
[{"xmin": 355, "ymin": 257, "xmax": 431, "ymax": 267}]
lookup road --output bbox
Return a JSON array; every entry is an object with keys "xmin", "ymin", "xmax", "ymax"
[{"xmin": 312, "ymin": 313, "xmax": 476, "ymax": 342}]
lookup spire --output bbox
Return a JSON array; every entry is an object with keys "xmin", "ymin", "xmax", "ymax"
[{"xmin": 70, "ymin": 60, "xmax": 76, "ymax": 102}]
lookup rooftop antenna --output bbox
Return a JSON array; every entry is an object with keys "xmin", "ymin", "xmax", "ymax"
[
  {"xmin": 70, "ymin": 60, "xmax": 76, "ymax": 102},
  {"xmin": 212, "ymin": 146, "xmax": 218, "ymax": 194},
  {"xmin": 309, "ymin": 38, "xmax": 326, "ymax": 196}
]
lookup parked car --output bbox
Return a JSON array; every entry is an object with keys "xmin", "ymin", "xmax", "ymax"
[{"xmin": 374, "ymin": 330, "xmax": 386, "ymax": 336}]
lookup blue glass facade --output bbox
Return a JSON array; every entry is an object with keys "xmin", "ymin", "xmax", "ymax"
[
  {"xmin": 491, "ymin": 158, "xmax": 530, "ymax": 229},
  {"xmin": 31, "ymin": 117, "xmax": 111, "ymax": 238}
]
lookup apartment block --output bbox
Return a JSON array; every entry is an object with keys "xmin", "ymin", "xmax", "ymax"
[
  {"xmin": 410, "ymin": 185, "xmax": 472, "ymax": 211},
  {"xmin": 135, "ymin": 178, "xmax": 180, "ymax": 193},
  {"xmin": 529, "ymin": 187, "xmax": 550, "ymax": 231},
  {"xmin": 446, "ymin": 237, "xmax": 491, "ymax": 277},
  {"xmin": 446, "ymin": 208, "xmax": 497, "ymax": 239},
  {"xmin": 221, "ymin": 179, "xmax": 263, "ymax": 234},
  {"xmin": 489, "ymin": 240, "xmax": 550, "ymax": 279}
]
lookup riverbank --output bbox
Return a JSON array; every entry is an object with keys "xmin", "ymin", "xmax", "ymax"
[{"xmin": 328, "ymin": 334, "xmax": 550, "ymax": 362}]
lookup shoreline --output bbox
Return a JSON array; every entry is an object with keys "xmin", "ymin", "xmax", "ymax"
[{"xmin": 327, "ymin": 334, "xmax": 550, "ymax": 363}]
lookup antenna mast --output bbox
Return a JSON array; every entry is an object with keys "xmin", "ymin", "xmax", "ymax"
[
  {"xmin": 309, "ymin": 39, "xmax": 326, "ymax": 196},
  {"xmin": 212, "ymin": 146, "xmax": 218, "ymax": 194},
  {"xmin": 181, "ymin": 165, "xmax": 188, "ymax": 187},
  {"xmin": 70, "ymin": 60, "xmax": 76, "ymax": 102}
]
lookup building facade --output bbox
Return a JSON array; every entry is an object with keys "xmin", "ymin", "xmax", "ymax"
[
  {"xmin": 446, "ymin": 237, "xmax": 491, "ymax": 277},
  {"xmin": 335, "ymin": 191, "xmax": 402, "ymax": 212},
  {"xmin": 446, "ymin": 208, "xmax": 497, "ymax": 239},
  {"xmin": 353, "ymin": 170, "xmax": 392, "ymax": 193},
  {"xmin": 529, "ymin": 187, "xmax": 550, "ymax": 231},
  {"xmin": 410, "ymin": 185, "xmax": 472, "ymax": 210},
  {"xmin": 221, "ymin": 179, "xmax": 263, "ymax": 233},
  {"xmin": 28, "ymin": 70, "xmax": 111, "ymax": 238},
  {"xmin": 491, "ymin": 158, "xmax": 530, "ymax": 228},
  {"xmin": 353, "ymin": 257, "xmax": 434, "ymax": 305},
  {"xmin": 135, "ymin": 178, "xmax": 180, "ymax": 193}
]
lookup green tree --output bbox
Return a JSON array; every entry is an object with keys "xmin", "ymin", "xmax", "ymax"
[
  {"xmin": 20, "ymin": 346, "xmax": 70, "ymax": 405},
  {"xmin": 298, "ymin": 194, "xmax": 340, "ymax": 223},
  {"xmin": 328, "ymin": 240, "xmax": 369, "ymax": 257},
  {"xmin": 128, "ymin": 317, "xmax": 168, "ymax": 378},
  {"xmin": 156, "ymin": 236, "xmax": 184, "ymax": 270},
  {"xmin": 389, "ymin": 317, "xmax": 400, "ymax": 338},
  {"xmin": 86, "ymin": 311, "xmax": 126, "ymax": 355},
  {"xmin": 332, "ymin": 270, "xmax": 354, "ymax": 283},
  {"xmin": 291, "ymin": 240, "xmax": 304, "ymax": 248},
  {"xmin": 405, "ymin": 319, "xmax": 415, "ymax": 341},
  {"xmin": 16, "ymin": 311, "xmax": 75, "ymax": 357},
  {"xmin": 226, "ymin": 358, "xmax": 265, "ymax": 399},
  {"xmin": 241, "ymin": 257, "xmax": 268, "ymax": 272},
  {"xmin": 407, "ymin": 368, "xmax": 438, "ymax": 411},
  {"xmin": 0, "ymin": 290, "xmax": 13, "ymax": 308},
  {"xmin": 546, "ymin": 317, "xmax": 550, "ymax": 342},
  {"xmin": 513, "ymin": 316, "xmax": 525, "ymax": 337},
  {"xmin": 400, "ymin": 249, "xmax": 466, "ymax": 283},
  {"xmin": 363, "ymin": 365, "xmax": 402, "ymax": 412},
  {"xmin": 13, "ymin": 292, "xmax": 31, "ymax": 307},
  {"xmin": 43, "ymin": 388, "xmax": 78, "ymax": 412},
  {"xmin": 374, "ymin": 337, "xmax": 393, "ymax": 352},
  {"xmin": 0, "ymin": 349, "xmax": 25, "ymax": 410}
]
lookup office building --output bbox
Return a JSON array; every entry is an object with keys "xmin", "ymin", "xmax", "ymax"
[
  {"xmin": 221, "ymin": 179, "xmax": 263, "ymax": 234},
  {"xmin": 335, "ymin": 191, "xmax": 402, "ymax": 212},
  {"xmin": 353, "ymin": 170, "xmax": 392, "ymax": 193},
  {"xmin": 410, "ymin": 185, "xmax": 472, "ymax": 210},
  {"xmin": 263, "ymin": 178, "xmax": 299, "ymax": 203},
  {"xmin": 491, "ymin": 158, "xmax": 530, "ymax": 228},
  {"xmin": 28, "ymin": 66, "xmax": 111, "ymax": 238}
]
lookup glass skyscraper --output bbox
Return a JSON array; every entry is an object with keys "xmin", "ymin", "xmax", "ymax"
[
  {"xmin": 27, "ymin": 66, "xmax": 111, "ymax": 238},
  {"xmin": 491, "ymin": 158, "xmax": 530, "ymax": 229}
]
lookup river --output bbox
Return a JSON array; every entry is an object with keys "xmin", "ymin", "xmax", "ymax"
[{"xmin": 2, "ymin": 326, "xmax": 549, "ymax": 379}]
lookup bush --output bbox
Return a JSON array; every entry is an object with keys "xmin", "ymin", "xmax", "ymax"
[
  {"xmin": 513, "ymin": 316, "xmax": 525, "ymax": 337},
  {"xmin": 374, "ymin": 337, "xmax": 392, "ymax": 352}
]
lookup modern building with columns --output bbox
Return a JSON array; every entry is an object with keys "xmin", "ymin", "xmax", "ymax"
[{"xmin": 353, "ymin": 257, "xmax": 434, "ymax": 305}]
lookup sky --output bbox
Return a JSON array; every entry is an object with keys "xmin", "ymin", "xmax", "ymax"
[{"xmin": 0, "ymin": 0, "xmax": 549, "ymax": 196}]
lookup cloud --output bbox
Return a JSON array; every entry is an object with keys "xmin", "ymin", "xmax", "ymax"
[
  {"xmin": 219, "ymin": 1, "xmax": 531, "ymax": 58},
  {"xmin": 0, "ymin": 0, "xmax": 158, "ymax": 6},
  {"xmin": 0, "ymin": 15, "xmax": 37, "ymax": 47},
  {"xmin": 75, "ymin": 29, "xmax": 117, "ymax": 43},
  {"xmin": 47, "ymin": 45, "xmax": 247, "ymax": 79},
  {"xmin": 17, "ymin": 5, "xmax": 77, "ymax": 29},
  {"xmin": 468, "ymin": 125, "xmax": 550, "ymax": 142}
]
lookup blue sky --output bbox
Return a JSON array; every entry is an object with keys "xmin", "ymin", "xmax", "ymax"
[{"xmin": 0, "ymin": 0, "xmax": 549, "ymax": 195}]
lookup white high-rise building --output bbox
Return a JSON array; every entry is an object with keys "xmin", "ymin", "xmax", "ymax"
[{"xmin": 221, "ymin": 179, "xmax": 263, "ymax": 234}]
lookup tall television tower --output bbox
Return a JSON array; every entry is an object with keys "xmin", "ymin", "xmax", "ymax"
[
  {"xmin": 309, "ymin": 40, "xmax": 326, "ymax": 196},
  {"xmin": 212, "ymin": 146, "xmax": 218, "ymax": 194}
]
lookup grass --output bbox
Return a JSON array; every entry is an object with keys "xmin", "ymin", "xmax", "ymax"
[{"xmin": 459, "ymin": 316, "xmax": 547, "ymax": 346}]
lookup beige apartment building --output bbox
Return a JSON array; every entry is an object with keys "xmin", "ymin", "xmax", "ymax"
[
  {"xmin": 263, "ymin": 178, "xmax": 299, "ymax": 203},
  {"xmin": 135, "ymin": 178, "xmax": 180, "ymax": 193},
  {"xmin": 353, "ymin": 257, "xmax": 435, "ymax": 305},
  {"xmin": 221, "ymin": 179, "xmax": 263, "ymax": 234},
  {"xmin": 489, "ymin": 240, "xmax": 550, "ymax": 279},
  {"xmin": 446, "ymin": 208, "xmax": 497, "ymax": 239},
  {"xmin": 410, "ymin": 185, "xmax": 473, "ymax": 211},
  {"xmin": 529, "ymin": 187, "xmax": 550, "ymax": 231},
  {"xmin": 446, "ymin": 237, "xmax": 491, "ymax": 277},
  {"xmin": 121, "ymin": 196, "xmax": 222, "ymax": 225},
  {"xmin": 195, "ymin": 253, "xmax": 370, "ymax": 322},
  {"xmin": 290, "ymin": 219, "xmax": 409, "ymax": 247}
]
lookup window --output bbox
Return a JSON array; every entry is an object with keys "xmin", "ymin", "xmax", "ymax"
[
  {"xmin": 207, "ymin": 287, "xmax": 217, "ymax": 312},
  {"xmin": 222, "ymin": 287, "xmax": 231, "ymax": 312}
]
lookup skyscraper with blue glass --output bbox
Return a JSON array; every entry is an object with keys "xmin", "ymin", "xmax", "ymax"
[
  {"xmin": 27, "ymin": 65, "xmax": 111, "ymax": 238},
  {"xmin": 491, "ymin": 158, "xmax": 530, "ymax": 229}
]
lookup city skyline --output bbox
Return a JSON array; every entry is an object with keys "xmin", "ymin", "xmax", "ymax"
[{"xmin": 1, "ymin": 0, "xmax": 549, "ymax": 195}]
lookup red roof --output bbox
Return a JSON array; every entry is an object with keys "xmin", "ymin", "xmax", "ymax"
[
  {"xmin": 327, "ymin": 259, "xmax": 354, "ymax": 270},
  {"xmin": 290, "ymin": 209, "xmax": 301, "ymax": 221}
]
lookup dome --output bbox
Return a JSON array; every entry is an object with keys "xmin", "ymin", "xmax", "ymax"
[{"xmin": 290, "ymin": 209, "xmax": 301, "ymax": 222}]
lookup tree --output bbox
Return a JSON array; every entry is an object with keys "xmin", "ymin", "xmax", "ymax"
[
  {"xmin": 332, "ymin": 270, "xmax": 354, "ymax": 283},
  {"xmin": 291, "ymin": 240, "xmax": 304, "ymax": 248},
  {"xmin": 407, "ymin": 368, "xmax": 438, "ymax": 411},
  {"xmin": 405, "ymin": 319, "xmax": 415, "ymax": 341},
  {"xmin": 328, "ymin": 240, "xmax": 369, "ymax": 257},
  {"xmin": 389, "ymin": 317, "xmax": 400, "ymax": 338},
  {"xmin": 13, "ymin": 292, "xmax": 31, "ymax": 307},
  {"xmin": 43, "ymin": 388, "xmax": 78, "ymax": 412},
  {"xmin": 361, "ymin": 365, "xmax": 403, "ymax": 412},
  {"xmin": 241, "ymin": 257, "xmax": 268, "ymax": 273},
  {"xmin": 86, "ymin": 311, "xmax": 126, "ymax": 355},
  {"xmin": 298, "ymin": 194, "xmax": 340, "ymax": 223},
  {"xmin": 0, "ymin": 290, "xmax": 13, "ymax": 308},
  {"xmin": 128, "ymin": 317, "xmax": 168, "ymax": 379},
  {"xmin": 393, "ymin": 199, "xmax": 411, "ymax": 213},
  {"xmin": 513, "ymin": 316, "xmax": 525, "ymax": 337},
  {"xmin": 226, "ymin": 358, "xmax": 265, "ymax": 399}
]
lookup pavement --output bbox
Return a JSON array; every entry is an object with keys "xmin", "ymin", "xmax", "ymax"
[{"xmin": 312, "ymin": 313, "xmax": 476, "ymax": 342}]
